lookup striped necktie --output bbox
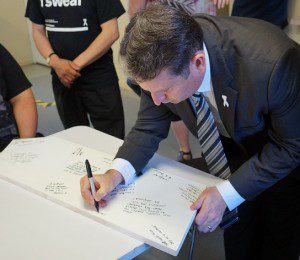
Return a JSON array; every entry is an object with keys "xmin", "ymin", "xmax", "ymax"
[
  {"xmin": 191, "ymin": 92, "xmax": 238, "ymax": 229},
  {"xmin": 191, "ymin": 92, "xmax": 231, "ymax": 179}
]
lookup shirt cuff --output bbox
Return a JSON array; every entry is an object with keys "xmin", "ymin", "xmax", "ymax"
[
  {"xmin": 216, "ymin": 180, "xmax": 245, "ymax": 211},
  {"xmin": 109, "ymin": 158, "xmax": 136, "ymax": 185}
]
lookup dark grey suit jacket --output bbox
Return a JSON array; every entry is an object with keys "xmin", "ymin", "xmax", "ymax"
[{"xmin": 116, "ymin": 15, "xmax": 300, "ymax": 201}]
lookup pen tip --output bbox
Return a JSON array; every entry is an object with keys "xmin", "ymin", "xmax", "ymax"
[{"xmin": 95, "ymin": 203, "xmax": 99, "ymax": 212}]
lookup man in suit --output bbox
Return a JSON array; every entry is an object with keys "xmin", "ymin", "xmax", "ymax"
[{"xmin": 80, "ymin": 4, "xmax": 300, "ymax": 259}]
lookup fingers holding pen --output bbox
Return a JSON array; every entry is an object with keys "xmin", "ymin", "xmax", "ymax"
[
  {"xmin": 80, "ymin": 169, "xmax": 124, "ymax": 209},
  {"xmin": 80, "ymin": 175, "xmax": 107, "ymax": 207},
  {"xmin": 80, "ymin": 175, "xmax": 94, "ymax": 205},
  {"xmin": 93, "ymin": 181, "xmax": 107, "ymax": 207},
  {"xmin": 93, "ymin": 172, "xmax": 121, "ymax": 201}
]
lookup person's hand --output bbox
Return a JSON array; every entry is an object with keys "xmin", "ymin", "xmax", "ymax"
[
  {"xmin": 214, "ymin": 0, "xmax": 230, "ymax": 9},
  {"xmin": 50, "ymin": 55, "xmax": 81, "ymax": 87},
  {"xmin": 80, "ymin": 169, "xmax": 124, "ymax": 207},
  {"xmin": 190, "ymin": 187, "xmax": 227, "ymax": 233}
]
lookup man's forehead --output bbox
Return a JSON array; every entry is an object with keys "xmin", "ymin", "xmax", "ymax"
[{"xmin": 141, "ymin": 72, "xmax": 179, "ymax": 86}]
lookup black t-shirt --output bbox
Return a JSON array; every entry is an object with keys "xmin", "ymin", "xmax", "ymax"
[
  {"xmin": 0, "ymin": 44, "xmax": 32, "ymax": 143},
  {"xmin": 25, "ymin": 0, "xmax": 125, "ymax": 78}
]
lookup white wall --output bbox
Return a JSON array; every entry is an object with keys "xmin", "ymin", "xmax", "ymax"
[
  {"xmin": 0, "ymin": 0, "xmax": 33, "ymax": 65},
  {"xmin": 112, "ymin": 0, "xmax": 129, "ymax": 89},
  {"xmin": 289, "ymin": 0, "xmax": 300, "ymax": 22},
  {"xmin": 1, "ymin": 0, "xmax": 298, "ymax": 78}
]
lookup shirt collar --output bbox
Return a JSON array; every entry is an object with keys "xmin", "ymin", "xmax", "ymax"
[{"xmin": 197, "ymin": 43, "xmax": 211, "ymax": 93}]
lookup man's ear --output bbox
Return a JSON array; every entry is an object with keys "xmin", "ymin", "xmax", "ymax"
[{"xmin": 192, "ymin": 51, "xmax": 206, "ymax": 71}]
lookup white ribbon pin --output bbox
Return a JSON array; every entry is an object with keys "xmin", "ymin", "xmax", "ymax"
[
  {"xmin": 83, "ymin": 19, "xmax": 88, "ymax": 27},
  {"xmin": 222, "ymin": 95, "xmax": 229, "ymax": 108}
]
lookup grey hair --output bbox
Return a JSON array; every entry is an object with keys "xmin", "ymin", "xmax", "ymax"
[{"xmin": 119, "ymin": 3, "xmax": 203, "ymax": 82}]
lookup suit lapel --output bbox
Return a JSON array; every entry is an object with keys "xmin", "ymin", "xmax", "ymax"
[
  {"xmin": 202, "ymin": 29, "xmax": 238, "ymax": 140},
  {"xmin": 174, "ymin": 44, "xmax": 238, "ymax": 140},
  {"xmin": 171, "ymin": 18, "xmax": 241, "ymax": 141}
]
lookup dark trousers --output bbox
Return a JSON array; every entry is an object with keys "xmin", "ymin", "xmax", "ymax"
[
  {"xmin": 232, "ymin": 0, "xmax": 288, "ymax": 29},
  {"xmin": 184, "ymin": 137, "xmax": 300, "ymax": 260},
  {"xmin": 224, "ymin": 170, "xmax": 300, "ymax": 260},
  {"xmin": 52, "ymin": 75, "xmax": 125, "ymax": 140},
  {"xmin": 222, "ymin": 137, "xmax": 300, "ymax": 260}
]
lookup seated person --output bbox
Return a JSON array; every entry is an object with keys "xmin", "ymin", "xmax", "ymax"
[{"xmin": 0, "ymin": 44, "xmax": 37, "ymax": 151}]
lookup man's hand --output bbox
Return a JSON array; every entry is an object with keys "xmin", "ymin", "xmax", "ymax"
[
  {"xmin": 50, "ymin": 55, "xmax": 81, "ymax": 87},
  {"xmin": 191, "ymin": 187, "xmax": 227, "ymax": 233},
  {"xmin": 80, "ymin": 169, "xmax": 124, "ymax": 207}
]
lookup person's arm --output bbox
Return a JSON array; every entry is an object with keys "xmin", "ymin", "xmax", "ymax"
[
  {"xmin": 80, "ymin": 169, "xmax": 124, "ymax": 207},
  {"xmin": 80, "ymin": 90, "xmax": 174, "ymax": 205},
  {"xmin": 73, "ymin": 18, "xmax": 120, "ymax": 70},
  {"xmin": 128, "ymin": 0, "xmax": 147, "ymax": 19},
  {"xmin": 0, "ymin": 44, "xmax": 36, "ymax": 138},
  {"xmin": 31, "ymin": 23, "xmax": 80, "ymax": 87},
  {"xmin": 115, "ymin": 90, "xmax": 173, "ymax": 172},
  {"xmin": 229, "ymin": 47, "xmax": 300, "ymax": 200},
  {"xmin": 10, "ymin": 88, "xmax": 37, "ymax": 138},
  {"xmin": 31, "ymin": 23, "xmax": 54, "ymax": 60}
]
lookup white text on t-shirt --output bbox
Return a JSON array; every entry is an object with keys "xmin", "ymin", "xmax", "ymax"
[{"xmin": 40, "ymin": 0, "xmax": 82, "ymax": 8}]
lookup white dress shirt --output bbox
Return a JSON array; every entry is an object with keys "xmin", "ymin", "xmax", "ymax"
[{"xmin": 110, "ymin": 44, "xmax": 245, "ymax": 211}]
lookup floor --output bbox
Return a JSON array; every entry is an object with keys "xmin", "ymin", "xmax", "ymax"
[{"xmin": 23, "ymin": 64, "xmax": 225, "ymax": 260}]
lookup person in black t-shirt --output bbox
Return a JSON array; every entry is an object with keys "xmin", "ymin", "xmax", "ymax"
[
  {"xmin": 0, "ymin": 44, "xmax": 37, "ymax": 151},
  {"xmin": 26, "ymin": 0, "xmax": 125, "ymax": 139}
]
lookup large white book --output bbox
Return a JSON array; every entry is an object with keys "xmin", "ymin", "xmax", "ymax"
[{"xmin": 0, "ymin": 136, "xmax": 209, "ymax": 256}]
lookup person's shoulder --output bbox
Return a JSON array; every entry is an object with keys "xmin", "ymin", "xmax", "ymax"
[
  {"xmin": 0, "ymin": 44, "xmax": 10, "ymax": 60},
  {"xmin": 0, "ymin": 44, "xmax": 5, "ymax": 53}
]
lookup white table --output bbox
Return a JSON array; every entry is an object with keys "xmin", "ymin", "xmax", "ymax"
[{"xmin": 0, "ymin": 126, "xmax": 220, "ymax": 259}]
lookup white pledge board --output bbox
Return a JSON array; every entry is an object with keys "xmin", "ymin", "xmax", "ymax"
[{"xmin": 0, "ymin": 136, "xmax": 206, "ymax": 256}]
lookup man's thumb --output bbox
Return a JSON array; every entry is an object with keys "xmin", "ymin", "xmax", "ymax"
[
  {"xmin": 190, "ymin": 193, "xmax": 205, "ymax": 210},
  {"xmin": 94, "ymin": 188, "xmax": 107, "ymax": 202}
]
